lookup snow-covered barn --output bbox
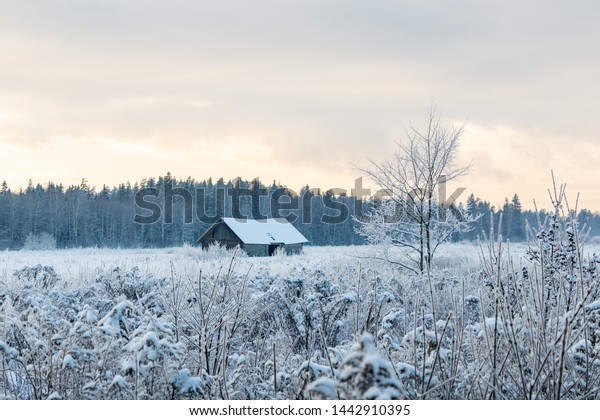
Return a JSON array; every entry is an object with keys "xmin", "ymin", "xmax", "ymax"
[{"xmin": 197, "ymin": 217, "xmax": 308, "ymax": 256}]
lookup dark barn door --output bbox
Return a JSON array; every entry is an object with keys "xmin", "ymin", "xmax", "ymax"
[{"xmin": 268, "ymin": 243, "xmax": 282, "ymax": 256}]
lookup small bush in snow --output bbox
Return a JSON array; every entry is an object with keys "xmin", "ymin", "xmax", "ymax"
[
  {"xmin": 22, "ymin": 232, "xmax": 57, "ymax": 251},
  {"xmin": 13, "ymin": 264, "xmax": 62, "ymax": 289}
]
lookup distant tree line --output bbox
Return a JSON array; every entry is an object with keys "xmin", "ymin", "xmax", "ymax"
[
  {"xmin": 0, "ymin": 175, "xmax": 361, "ymax": 249},
  {"xmin": 0, "ymin": 175, "xmax": 599, "ymax": 250},
  {"xmin": 462, "ymin": 193, "xmax": 600, "ymax": 242}
]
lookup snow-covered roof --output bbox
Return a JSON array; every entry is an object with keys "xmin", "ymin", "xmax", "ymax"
[{"xmin": 220, "ymin": 217, "xmax": 308, "ymax": 245}]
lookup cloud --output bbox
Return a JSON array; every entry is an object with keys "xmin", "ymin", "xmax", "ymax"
[
  {"xmin": 0, "ymin": 111, "xmax": 26, "ymax": 124},
  {"xmin": 458, "ymin": 123, "xmax": 600, "ymax": 209},
  {"xmin": 0, "ymin": 1, "xmax": 599, "ymax": 207}
]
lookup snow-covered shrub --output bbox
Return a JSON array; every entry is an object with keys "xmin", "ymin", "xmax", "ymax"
[
  {"xmin": 338, "ymin": 334, "xmax": 403, "ymax": 399},
  {"xmin": 13, "ymin": 264, "xmax": 62, "ymax": 289},
  {"xmin": 171, "ymin": 368, "xmax": 211, "ymax": 399},
  {"xmin": 22, "ymin": 232, "xmax": 57, "ymax": 251},
  {"xmin": 307, "ymin": 334, "xmax": 403, "ymax": 400},
  {"xmin": 200, "ymin": 243, "xmax": 246, "ymax": 261},
  {"xmin": 95, "ymin": 267, "xmax": 165, "ymax": 304},
  {"xmin": 123, "ymin": 313, "xmax": 185, "ymax": 399},
  {"xmin": 463, "ymin": 295, "xmax": 480, "ymax": 325}
]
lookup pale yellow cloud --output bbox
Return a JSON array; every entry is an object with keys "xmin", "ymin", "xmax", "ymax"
[
  {"xmin": 458, "ymin": 124, "xmax": 600, "ymax": 210},
  {"xmin": 0, "ymin": 111, "xmax": 26, "ymax": 124}
]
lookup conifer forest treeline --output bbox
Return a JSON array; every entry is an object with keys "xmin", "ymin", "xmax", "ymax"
[{"xmin": 0, "ymin": 174, "xmax": 598, "ymax": 250}]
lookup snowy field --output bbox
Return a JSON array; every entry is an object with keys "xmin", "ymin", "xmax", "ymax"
[
  {"xmin": 0, "ymin": 241, "xmax": 599, "ymax": 400},
  {"xmin": 0, "ymin": 242, "xmax": 545, "ymax": 287}
]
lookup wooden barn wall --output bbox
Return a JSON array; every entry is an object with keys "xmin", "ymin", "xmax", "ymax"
[
  {"xmin": 201, "ymin": 223, "xmax": 242, "ymax": 249},
  {"xmin": 283, "ymin": 244, "xmax": 303, "ymax": 255},
  {"xmin": 242, "ymin": 244, "xmax": 268, "ymax": 257},
  {"xmin": 213, "ymin": 223, "xmax": 239, "ymax": 240}
]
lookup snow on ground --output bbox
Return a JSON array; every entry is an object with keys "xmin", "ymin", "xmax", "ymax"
[{"xmin": 0, "ymin": 241, "xmax": 560, "ymax": 287}]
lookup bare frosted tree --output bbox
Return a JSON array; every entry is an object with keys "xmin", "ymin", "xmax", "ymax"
[{"xmin": 357, "ymin": 106, "xmax": 476, "ymax": 273}]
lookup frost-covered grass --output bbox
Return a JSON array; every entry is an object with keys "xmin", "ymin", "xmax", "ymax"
[{"xmin": 0, "ymin": 237, "xmax": 599, "ymax": 400}]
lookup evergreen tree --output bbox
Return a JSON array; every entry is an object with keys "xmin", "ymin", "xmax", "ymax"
[{"xmin": 510, "ymin": 194, "xmax": 524, "ymax": 241}]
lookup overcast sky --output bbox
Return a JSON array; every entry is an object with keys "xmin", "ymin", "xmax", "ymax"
[{"xmin": 0, "ymin": 0, "xmax": 598, "ymax": 210}]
